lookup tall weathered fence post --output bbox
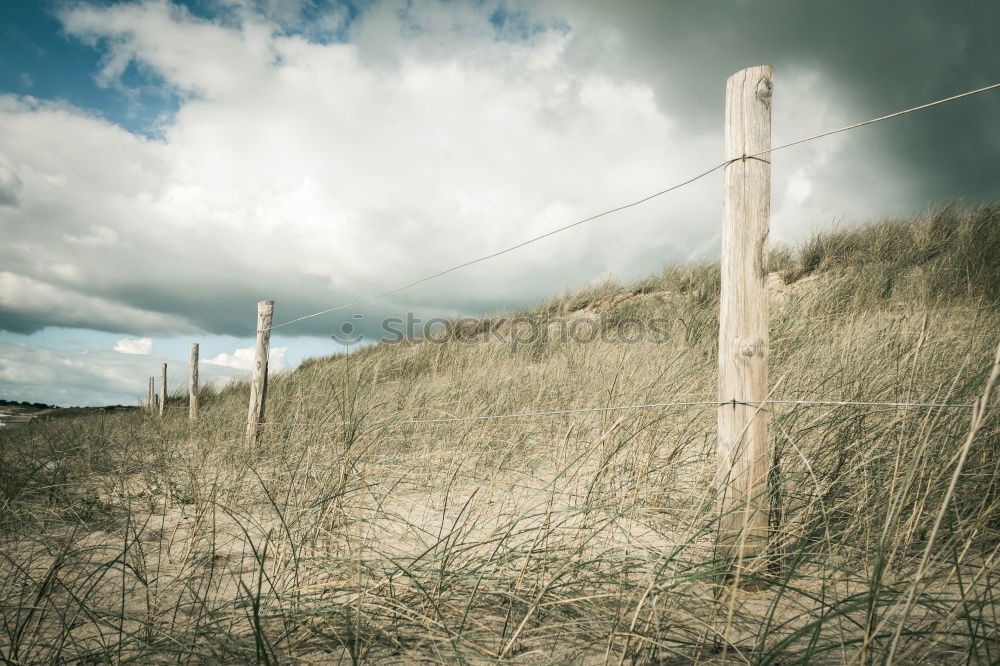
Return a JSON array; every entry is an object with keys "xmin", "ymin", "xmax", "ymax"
[
  {"xmin": 189, "ymin": 343, "xmax": 199, "ymax": 421},
  {"xmin": 148, "ymin": 376, "xmax": 155, "ymax": 412},
  {"xmin": 160, "ymin": 363, "xmax": 168, "ymax": 417},
  {"xmin": 245, "ymin": 300, "xmax": 274, "ymax": 445},
  {"xmin": 718, "ymin": 65, "xmax": 772, "ymax": 571}
]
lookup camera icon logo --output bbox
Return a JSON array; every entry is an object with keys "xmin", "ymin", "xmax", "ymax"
[{"xmin": 330, "ymin": 313, "xmax": 365, "ymax": 346}]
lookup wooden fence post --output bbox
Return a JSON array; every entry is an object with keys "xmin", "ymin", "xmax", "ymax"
[
  {"xmin": 718, "ymin": 65, "xmax": 772, "ymax": 572},
  {"xmin": 160, "ymin": 363, "xmax": 167, "ymax": 417},
  {"xmin": 148, "ymin": 376, "xmax": 155, "ymax": 412},
  {"xmin": 189, "ymin": 343, "xmax": 199, "ymax": 421},
  {"xmin": 245, "ymin": 300, "xmax": 274, "ymax": 445}
]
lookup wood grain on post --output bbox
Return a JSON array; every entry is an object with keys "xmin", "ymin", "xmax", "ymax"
[
  {"xmin": 148, "ymin": 376, "xmax": 155, "ymax": 412},
  {"xmin": 159, "ymin": 363, "xmax": 167, "ymax": 417},
  {"xmin": 718, "ymin": 65, "xmax": 772, "ymax": 567},
  {"xmin": 245, "ymin": 301, "xmax": 274, "ymax": 446},
  {"xmin": 189, "ymin": 343, "xmax": 199, "ymax": 421}
]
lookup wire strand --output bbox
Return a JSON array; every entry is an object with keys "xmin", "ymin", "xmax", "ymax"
[
  {"xmin": 269, "ymin": 163, "xmax": 727, "ymax": 330},
  {"xmin": 739, "ymin": 399, "xmax": 977, "ymax": 409},
  {"xmin": 375, "ymin": 400, "xmax": 721, "ymax": 425},
  {"xmin": 252, "ymin": 397, "xmax": 984, "ymax": 429},
  {"xmin": 265, "ymin": 81, "xmax": 999, "ymax": 333},
  {"xmin": 748, "ymin": 82, "xmax": 1000, "ymax": 160},
  {"xmin": 12, "ymin": 395, "xmax": 987, "ymax": 429}
]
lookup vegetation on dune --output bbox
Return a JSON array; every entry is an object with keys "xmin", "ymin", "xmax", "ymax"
[{"xmin": 1, "ymin": 203, "xmax": 998, "ymax": 663}]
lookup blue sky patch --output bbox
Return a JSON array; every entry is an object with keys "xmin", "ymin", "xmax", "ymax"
[{"xmin": 1, "ymin": 0, "xmax": 184, "ymax": 135}]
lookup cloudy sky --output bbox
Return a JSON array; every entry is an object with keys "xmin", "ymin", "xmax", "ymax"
[{"xmin": 1, "ymin": 0, "xmax": 997, "ymax": 406}]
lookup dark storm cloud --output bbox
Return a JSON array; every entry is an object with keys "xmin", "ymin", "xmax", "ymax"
[
  {"xmin": 548, "ymin": 0, "xmax": 1000, "ymax": 203},
  {"xmin": 0, "ymin": 158, "xmax": 21, "ymax": 206}
]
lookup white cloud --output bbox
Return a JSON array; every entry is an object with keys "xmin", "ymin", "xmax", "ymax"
[
  {"xmin": 0, "ymin": 0, "xmax": 700, "ymax": 337},
  {"xmin": 0, "ymin": 342, "xmax": 244, "ymax": 407},
  {"xmin": 63, "ymin": 225, "xmax": 120, "ymax": 249},
  {"xmin": 205, "ymin": 345, "xmax": 288, "ymax": 372},
  {"xmin": 113, "ymin": 337, "xmax": 152, "ymax": 354},
  {"xmin": 60, "ymin": 1, "xmax": 278, "ymax": 97},
  {"xmin": 0, "ymin": 0, "xmax": 916, "ymax": 340}
]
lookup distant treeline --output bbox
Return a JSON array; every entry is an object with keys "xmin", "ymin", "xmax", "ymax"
[
  {"xmin": 0, "ymin": 399, "xmax": 53, "ymax": 409},
  {"xmin": 0, "ymin": 399, "xmax": 135, "ymax": 411}
]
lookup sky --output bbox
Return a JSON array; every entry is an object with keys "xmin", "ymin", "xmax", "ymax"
[{"xmin": 1, "ymin": 0, "xmax": 998, "ymax": 406}]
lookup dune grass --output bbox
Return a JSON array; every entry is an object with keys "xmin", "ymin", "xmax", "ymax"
[{"xmin": 1, "ymin": 203, "xmax": 998, "ymax": 663}]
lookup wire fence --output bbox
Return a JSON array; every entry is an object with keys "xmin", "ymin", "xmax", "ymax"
[
  {"xmin": 5, "ymin": 390, "xmax": 979, "ymax": 431},
  {"xmin": 238, "ymin": 398, "xmax": 982, "ymax": 431},
  {"xmin": 90, "ymin": 395, "xmax": 984, "ymax": 438}
]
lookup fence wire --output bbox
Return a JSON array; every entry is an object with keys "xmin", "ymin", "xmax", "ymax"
[
  {"xmin": 264, "ymin": 81, "xmax": 1000, "ymax": 334},
  {"xmin": 232, "ymin": 397, "xmax": 984, "ymax": 431}
]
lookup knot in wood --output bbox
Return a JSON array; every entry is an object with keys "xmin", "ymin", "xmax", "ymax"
[
  {"xmin": 739, "ymin": 338, "xmax": 766, "ymax": 358},
  {"xmin": 755, "ymin": 76, "xmax": 773, "ymax": 107}
]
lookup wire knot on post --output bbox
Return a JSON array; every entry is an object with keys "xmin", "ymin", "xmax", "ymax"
[{"xmin": 723, "ymin": 154, "xmax": 772, "ymax": 168}]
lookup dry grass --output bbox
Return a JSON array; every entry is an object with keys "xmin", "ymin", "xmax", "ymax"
[{"xmin": 1, "ymin": 203, "xmax": 998, "ymax": 663}]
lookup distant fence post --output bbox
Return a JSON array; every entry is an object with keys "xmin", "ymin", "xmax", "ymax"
[
  {"xmin": 717, "ymin": 65, "xmax": 772, "ymax": 573},
  {"xmin": 160, "ymin": 363, "xmax": 168, "ymax": 417},
  {"xmin": 148, "ymin": 376, "xmax": 155, "ymax": 412},
  {"xmin": 245, "ymin": 300, "xmax": 274, "ymax": 445},
  {"xmin": 189, "ymin": 343, "xmax": 199, "ymax": 421}
]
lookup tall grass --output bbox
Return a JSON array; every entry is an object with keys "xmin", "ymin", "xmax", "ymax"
[{"xmin": 1, "ymin": 203, "xmax": 998, "ymax": 663}]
